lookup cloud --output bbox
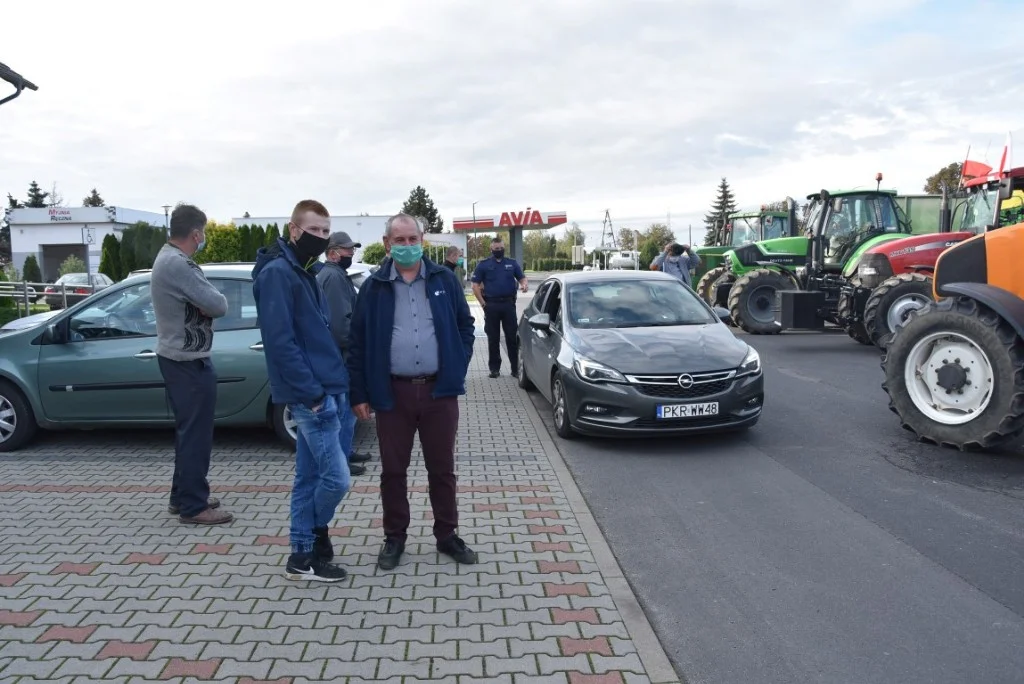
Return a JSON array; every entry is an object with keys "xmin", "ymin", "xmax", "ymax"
[{"xmin": 1, "ymin": 0, "xmax": 1022, "ymax": 251}]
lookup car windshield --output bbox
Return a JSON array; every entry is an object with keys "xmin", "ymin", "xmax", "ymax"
[
  {"xmin": 59, "ymin": 273, "xmax": 90, "ymax": 285},
  {"xmin": 960, "ymin": 184, "xmax": 998, "ymax": 233},
  {"xmin": 730, "ymin": 217, "xmax": 759, "ymax": 245},
  {"xmin": 567, "ymin": 279, "xmax": 717, "ymax": 329},
  {"xmin": 74, "ymin": 285, "xmax": 151, "ymax": 321}
]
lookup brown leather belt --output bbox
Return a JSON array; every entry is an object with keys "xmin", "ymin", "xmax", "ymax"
[{"xmin": 390, "ymin": 374, "xmax": 438, "ymax": 384}]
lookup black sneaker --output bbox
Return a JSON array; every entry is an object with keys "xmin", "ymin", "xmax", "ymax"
[
  {"xmin": 377, "ymin": 537, "xmax": 405, "ymax": 570},
  {"xmin": 349, "ymin": 452, "xmax": 372, "ymax": 463},
  {"xmin": 437, "ymin": 534, "xmax": 478, "ymax": 564},
  {"xmin": 488, "ymin": 371, "xmax": 500, "ymax": 378},
  {"xmin": 285, "ymin": 552, "xmax": 348, "ymax": 582},
  {"xmin": 349, "ymin": 463, "xmax": 367, "ymax": 476},
  {"xmin": 313, "ymin": 526, "xmax": 333, "ymax": 562}
]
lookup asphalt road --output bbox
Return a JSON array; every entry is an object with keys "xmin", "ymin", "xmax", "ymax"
[{"xmin": 523, "ymin": 326, "xmax": 1024, "ymax": 684}]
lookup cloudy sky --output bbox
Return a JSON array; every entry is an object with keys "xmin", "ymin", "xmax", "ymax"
[{"xmin": 2, "ymin": 0, "xmax": 1021, "ymax": 247}]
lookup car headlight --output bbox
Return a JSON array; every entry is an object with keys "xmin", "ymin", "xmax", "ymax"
[
  {"xmin": 572, "ymin": 353, "xmax": 626, "ymax": 383},
  {"xmin": 736, "ymin": 346, "xmax": 761, "ymax": 377}
]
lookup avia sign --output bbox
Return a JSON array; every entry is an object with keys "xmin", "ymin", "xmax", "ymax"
[{"xmin": 452, "ymin": 208, "xmax": 567, "ymax": 232}]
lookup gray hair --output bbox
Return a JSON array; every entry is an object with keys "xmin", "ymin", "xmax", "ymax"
[{"xmin": 384, "ymin": 213, "xmax": 424, "ymax": 238}]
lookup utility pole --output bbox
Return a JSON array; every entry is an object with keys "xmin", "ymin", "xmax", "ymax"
[
  {"xmin": 688, "ymin": 224, "xmax": 693, "ymax": 245},
  {"xmin": 471, "ymin": 201, "xmax": 478, "ymax": 268},
  {"xmin": 599, "ymin": 209, "xmax": 618, "ymax": 251},
  {"xmin": 162, "ymin": 205, "xmax": 172, "ymax": 237}
]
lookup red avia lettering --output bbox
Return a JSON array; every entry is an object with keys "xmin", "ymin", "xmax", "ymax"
[{"xmin": 498, "ymin": 209, "xmax": 544, "ymax": 227}]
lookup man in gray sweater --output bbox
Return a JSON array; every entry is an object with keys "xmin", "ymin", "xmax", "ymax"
[{"xmin": 151, "ymin": 204, "xmax": 233, "ymax": 525}]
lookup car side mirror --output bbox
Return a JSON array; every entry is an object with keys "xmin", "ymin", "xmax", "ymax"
[
  {"xmin": 713, "ymin": 307, "xmax": 731, "ymax": 323},
  {"xmin": 42, "ymin": 323, "xmax": 62, "ymax": 344},
  {"xmin": 528, "ymin": 313, "xmax": 551, "ymax": 331}
]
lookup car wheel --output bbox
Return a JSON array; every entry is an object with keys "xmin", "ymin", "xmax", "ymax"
[
  {"xmin": 0, "ymin": 379, "xmax": 38, "ymax": 453},
  {"xmin": 551, "ymin": 375, "xmax": 575, "ymax": 439},
  {"xmin": 517, "ymin": 339, "xmax": 535, "ymax": 391},
  {"xmin": 271, "ymin": 403, "xmax": 298, "ymax": 450}
]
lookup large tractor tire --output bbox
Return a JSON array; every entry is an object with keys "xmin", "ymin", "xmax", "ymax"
[
  {"xmin": 696, "ymin": 266, "xmax": 729, "ymax": 305},
  {"xmin": 838, "ymin": 277, "xmax": 872, "ymax": 345},
  {"xmin": 881, "ymin": 296, "xmax": 1024, "ymax": 451},
  {"xmin": 864, "ymin": 272, "xmax": 934, "ymax": 350},
  {"xmin": 727, "ymin": 269, "xmax": 791, "ymax": 334}
]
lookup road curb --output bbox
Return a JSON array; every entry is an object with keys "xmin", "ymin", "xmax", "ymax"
[{"xmin": 520, "ymin": 390, "xmax": 684, "ymax": 684}]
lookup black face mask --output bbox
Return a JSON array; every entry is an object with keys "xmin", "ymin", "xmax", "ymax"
[
  {"xmin": 492, "ymin": 249, "xmax": 505, "ymax": 259},
  {"xmin": 293, "ymin": 231, "xmax": 329, "ymax": 267},
  {"xmin": 336, "ymin": 255, "xmax": 353, "ymax": 270}
]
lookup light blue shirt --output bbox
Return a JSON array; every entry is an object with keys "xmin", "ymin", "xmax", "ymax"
[
  {"xmin": 652, "ymin": 251, "xmax": 698, "ymax": 287},
  {"xmin": 389, "ymin": 261, "xmax": 439, "ymax": 376}
]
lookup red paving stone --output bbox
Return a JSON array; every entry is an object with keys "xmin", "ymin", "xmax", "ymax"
[
  {"xmin": 124, "ymin": 553, "xmax": 167, "ymax": 565},
  {"xmin": 560, "ymin": 636, "xmax": 614, "ymax": 657},
  {"xmin": 37, "ymin": 625, "xmax": 97, "ymax": 643},
  {"xmin": 238, "ymin": 678, "xmax": 293, "ymax": 684},
  {"xmin": 539, "ymin": 560, "xmax": 582, "ymax": 573},
  {"xmin": 161, "ymin": 658, "xmax": 221, "ymax": 679},
  {"xmin": 473, "ymin": 503, "xmax": 509, "ymax": 512},
  {"xmin": 254, "ymin": 535, "xmax": 289, "ymax": 546},
  {"xmin": 534, "ymin": 541, "xmax": 573, "ymax": 552},
  {"xmin": 328, "ymin": 526, "xmax": 353, "ymax": 536},
  {"xmin": 96, "ymin": 640, "xmax": 157, "ymax": 660},
  {"xmin": 0, "ymin": 610, "xmax": 42, "ymax": 627},
  {"xmin": 529, "ymin": 524, "xmax": 567, "ymax": 534},
  {"xmin": 522, "ymin": 496, "xmax": 556, "ymax": 504},
  {"xmin": 569, "ymin": 673, "xmax": 625, "ymax": 684},
  {"xmin": 50, "ymin": 562, "xmax": 100, "ymax": 575},
  {"xmin": 545, "ymin": 582, "xmax": 591, "ymax": 597},
  {"xmin": 0, "ymin": 573, "xmax": 26, "ymax": 586},
  {"xmin": 525, "ymin": 509, "xmax": 565, "ymax": 519},
  {"xmin": 191, "ymin": 544, "xmax": 232, "ymax": 554},
  {"xmin": 552, "ymin": 608, "xmax": 601, "ymax": 624}
]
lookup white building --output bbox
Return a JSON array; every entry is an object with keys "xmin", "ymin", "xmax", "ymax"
[
  {"xmin": 4, "ymin": 206, "xmax": 168, "ymax": 281},
  {"xmin": 233, "ymin": 215, "xmax": 466, "ymax": 262}
]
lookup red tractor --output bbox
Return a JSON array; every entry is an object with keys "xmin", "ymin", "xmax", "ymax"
[{"xmin": 840, "ymin": 165, "xmax": 998, "ymax": 349}]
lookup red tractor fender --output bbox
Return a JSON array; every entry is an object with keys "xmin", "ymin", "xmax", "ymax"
[{"xmin": 866, "ymin": 231, "xmax": 977, "ymax": 275}]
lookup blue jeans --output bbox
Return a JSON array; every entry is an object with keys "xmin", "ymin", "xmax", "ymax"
[
  {"xmin": 341, "ymin": 405, "xmax": 357, "ymax": 457},
  {"xmin": 288, "ymin": 393, "xmax": 352, "ymax": 554}
]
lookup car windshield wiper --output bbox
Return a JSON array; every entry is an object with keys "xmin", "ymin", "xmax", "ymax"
[{"xmin": 613, "ymin": 321, "xmax": 705, "ymax": 328}]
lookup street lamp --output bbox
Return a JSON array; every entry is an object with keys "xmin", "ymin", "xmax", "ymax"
[
  {"xmin": 471, "ymin": 201, "xmax": 478, "ymax": 267},
  {"xmin": 161, "ymin": 205, "xmax": 171, "ymax": 237}
]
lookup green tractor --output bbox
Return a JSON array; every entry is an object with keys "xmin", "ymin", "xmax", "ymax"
[
  {"xmin": 694, "ymin": 203, "xmax": 798, "ymax": 303},
  {"xmin": 714, "ymin": 188, "xmax": 915, "ymax": 334}
]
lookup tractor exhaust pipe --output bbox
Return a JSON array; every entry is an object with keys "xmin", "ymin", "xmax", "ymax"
[{"xmin": 939, "ymin": 182, "xmax": 952, "ymax": 233}]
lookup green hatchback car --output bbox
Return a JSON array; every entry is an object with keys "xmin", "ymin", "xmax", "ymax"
[{"xmin": 0, "ymin": 263, "xmax": 306, "ymax": 452}]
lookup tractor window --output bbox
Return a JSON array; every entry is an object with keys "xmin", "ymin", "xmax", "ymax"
[
  {"xmin": 762, "ymin": 216, "xmax": 787, "ymax": 240},
  {"xmin": 730, "ymin": 218, "xmax": 758, "ymax": 245},
  {"xmin": 961, "ymin": 185, "xmax": 998, "ymax": 233}
]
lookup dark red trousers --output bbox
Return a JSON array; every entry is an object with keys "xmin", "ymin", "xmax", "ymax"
[{"xmin": 375, "ymin": 379, "xmax": 460, "ymax": 542}]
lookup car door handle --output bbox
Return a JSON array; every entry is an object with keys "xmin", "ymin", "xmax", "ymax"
[
  {"xmin": 249, "ymin": 342, "xmax": 264, "ymax": 351},
  {"xmin": 134, "ymin": 351, "xmax": 157, "ymax": 359}
]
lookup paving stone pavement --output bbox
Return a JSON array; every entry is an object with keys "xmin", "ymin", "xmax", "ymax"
[{"xmin": 0, "ymin": 338, "xmax": 679, "ymax": 684}]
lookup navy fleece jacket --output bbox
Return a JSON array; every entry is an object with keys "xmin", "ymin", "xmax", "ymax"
[
  {"xmin": 252, "ymin": 238, "xmax": 348, "ymax": 407},
  {"xmin": 347, "ymin": 257, "xmax": 475, "ymax": 411}
]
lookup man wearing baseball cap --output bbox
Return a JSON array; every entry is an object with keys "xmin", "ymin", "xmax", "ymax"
[{"xmin": 317, "ymin": 231, "xmax": 372, "ymax": 475}]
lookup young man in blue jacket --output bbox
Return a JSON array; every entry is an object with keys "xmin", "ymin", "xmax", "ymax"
[
  {"xmin": 252, "ymin": 199, "xmax": 353, "ymax": 582},
  {"xmin": 348, "ymin": 213, "xmax": 477, "ymax": 570}
]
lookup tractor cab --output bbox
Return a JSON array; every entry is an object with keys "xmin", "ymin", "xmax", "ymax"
[
  {"xmin": 725, "ymin": 209, "xmax": 792, "ymax": 246},
  {"xmin": 958, "ymin": 172, "xmax": 1024, "ymax": 234},
  {"xmin": 804, "ymin": 189, "xmax": 910, "ymax": 275}
]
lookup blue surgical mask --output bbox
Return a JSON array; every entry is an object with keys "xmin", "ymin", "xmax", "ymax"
[
  {"xmin": 390, "ymin": 244, "xmax": 423, "ymax": 267},
  {"xmin": 195, "ymin": 239, "xmax": 206, "ymax": 253},
  {"xmin": 457, "ymin": 257, "xmax": 465, "ymax": 267}
]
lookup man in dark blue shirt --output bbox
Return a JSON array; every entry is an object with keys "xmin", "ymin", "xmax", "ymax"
[{"xmin": 471, "ymin": 236, "xmax": 528, "ymax": 378}]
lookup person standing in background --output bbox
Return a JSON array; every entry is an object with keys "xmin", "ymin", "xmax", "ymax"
[
  {"xmin": 651, "ymin": 242, "xmax": 701, "ymax": 288},
  {"xmin": 317, "ymin": 231, "xmax": 371, "ymax": 475},
  {"xmin": 471, "ymin": 236, "xmax": 527, "ymax": 378},
  {"xmin": 252, "ymin": 199, "xmax": 353, "ymax": 582},
  {"xmin": 151, "ymin": 203, "xmax": 233, "ymax": 526}
]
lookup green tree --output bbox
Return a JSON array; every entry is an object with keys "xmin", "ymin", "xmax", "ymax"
[
  {"xmin": 639, "ymin": 239, "xmax": 660, "ymax": 269},
  {"xmin": 193, "ymin": 224, "xmax": 241, "ymax": 264},
  {"xmin": 25, "ymin": 181, "xmax": 50, "ymax": 208},
  {"xmin": 59, "ymin": 254, "xmax": 87, "ymax": 277},
  {"xmin": 641, "ymin": 223, "xmax": 675, "ymax": 247},
  {"xmin": 924, "ymin": 162, "xmax": 963, "ymax": 194},
  {"xmin": 22, "ymin": 254, "xmax": 42, "ymax": 283},
  {"xmin": 400, "ymin": 186, "xmax": 444, "ymax": 233},
  {"xmin": 361, "ymin": 242, "xmax": 387, "ymax": 265},
  {"xmin": 616, "ymin": 227, "xmax": 639, "ymax": 251},
  {"xmin": 147, "ymin": 228, "xmax": 166, "ymax": 266},
  {"xmin": 265, "ymin": 223, "xmax": 281, "ymax": 247},
  {"xmin": 237, "ymin": 225, "xmax": 253, "ymax": 262},
  {"xmin": 82, "ymin": 188, "xmax": 105, "ymax": 207},
  {"xmin": 556, "ymin": 222, "xmax": 587, "ymax": 257},
  {"xmin": 250, "ymin": 225, "xmax": 266, "ymax": 258},
  {"xmin": 703, "ymin": 178, "xmax": 738, "ymax": 245},
  {"xmin": 98, "ymin": 234, "xmax": 121, "ymax": 281},
  {"xmin": 120, "ymin": 229, "xmax": 137, "ymax": 275}
]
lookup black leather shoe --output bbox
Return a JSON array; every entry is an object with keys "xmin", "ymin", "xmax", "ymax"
[
  {"xmin": 488, "ymin": 371, "xmax": 499, "ymax": 378},
  {"xmin": 349, "ymin": 452, "xmax": 372, "ymax": 463},
  {"xmin": 378, "ymin": 537, "xmax": 405, "ymax": 570},
  {"xmin": 349, "ymin": 463, "xmax": 366, "ymax": 476},
  {"xmin": 437, "ymin": 534, "xmax": 478, "ymax": 564}
]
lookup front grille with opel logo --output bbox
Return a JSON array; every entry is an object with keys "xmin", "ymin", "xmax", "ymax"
[{"xmin": 624, "ymin": 370, "xmax": 735, "ymax": 399}]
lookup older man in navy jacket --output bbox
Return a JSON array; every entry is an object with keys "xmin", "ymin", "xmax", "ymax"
[{"xmin": 348, "ymin": 213, "xmax": 476, "ymax": 571}]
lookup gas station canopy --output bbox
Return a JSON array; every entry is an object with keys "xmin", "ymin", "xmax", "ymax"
[{"xmin": 453, "ymin": 209, "xmax": 567, "ymax": 232}]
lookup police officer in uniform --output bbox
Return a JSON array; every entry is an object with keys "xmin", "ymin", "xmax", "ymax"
[{"xmin": 471, "ymin": 236, "xmax": 528, "ymax": 378}]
